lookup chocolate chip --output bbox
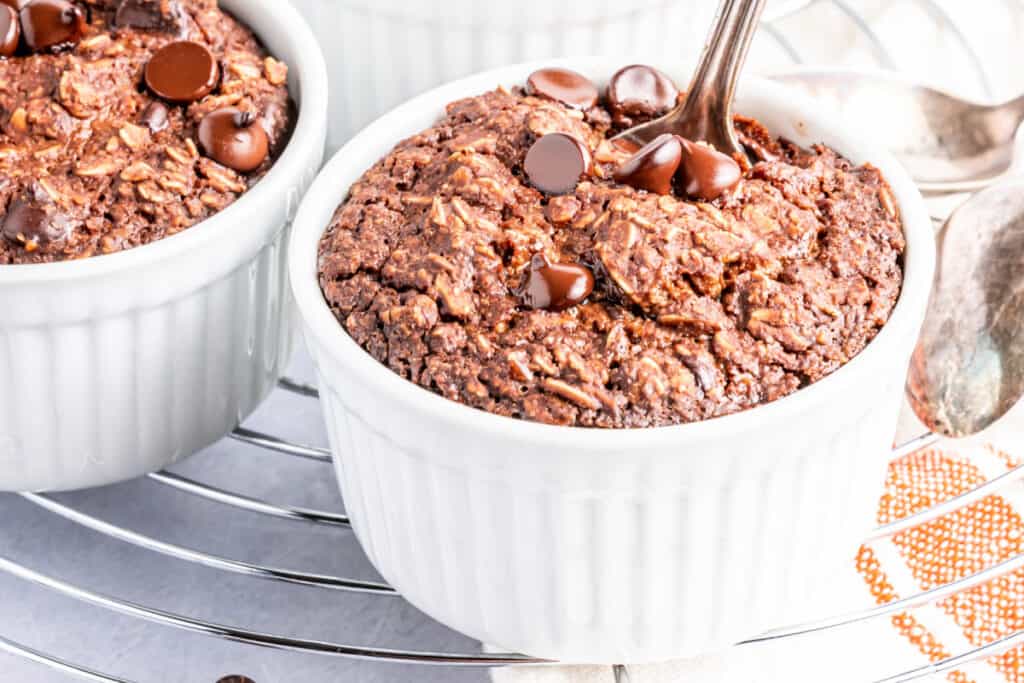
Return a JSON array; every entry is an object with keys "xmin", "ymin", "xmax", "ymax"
[
  {"xmin": 613, "ymin": 133, "xmax": 682, "ymax": 195},
  {"xmin": 20, "ymin": 0, "xmax": 86, "ymax": 53},
  {"xmin": 258, "ymin": 99, "xmax": 289, "ymax": 152},
  {"xmin": 523, "ymin": 132, "xmax": 590, "ymax": 195},
  {"xmin": 115, "ymin": 0, "xmax": 181, "ymax": 31},
  {"xmin": 679, "ymin": 353, "xmax": 716, "ymax": 393},
  {"xmin": 526, "ymin": 68, "xmax": 598, "ymax": 110},
  {"xmin": 216, "ymin": 677, "xmax": 255, "ymax": 683},
  {"xmin": 606, "ymin": 64, "xmax": 679, "ymax": 127},
  {"xmin": 145, "ymin": 40, "xmax": 219, "ymax": 104},
  {"xmin": 138, "ymin": 100, "xmax": 169, "ymax": 134},
  {"xmin": 518, "ymin": 253, "xmax": 595, "ymax": 312},
  {"xmin": 2, "ymin": 197, "xmax": 72, "ymax": 250},
  {"xmin": 676, "ymin": 137, "xmax": 742, "ymax": 201},
  {"xmin": 0, "ymin": 5, "xmax": 18, "ymax": 57},
  {"xmin": 198, "ymin": 107, "xmax": 269, "ymax": 173}
]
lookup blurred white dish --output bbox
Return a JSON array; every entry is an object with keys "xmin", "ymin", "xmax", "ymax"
[{"xmin": 290, "ymin": 0, "xmax": 719, "ymax": 152}]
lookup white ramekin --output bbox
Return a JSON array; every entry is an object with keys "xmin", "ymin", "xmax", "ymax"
[
  {"xmin": 289, "ymin": 0, "xmax": 718, "ymax": 152},
  {"xmin": 290, "ymin": 58, "xmax": 935, "ymax": 663},
  {"xmin": 0, "ymin": 0, "xmax": 328, "ymax": 492}
]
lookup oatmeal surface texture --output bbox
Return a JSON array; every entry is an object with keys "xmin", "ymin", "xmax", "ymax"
[
  {"xmin": 0, "ymin": 0, "xmax": 292, "ymax": 264},
  {"xmin": 319, "ymin": 80, "xmax": 905, "ymax": 428}
]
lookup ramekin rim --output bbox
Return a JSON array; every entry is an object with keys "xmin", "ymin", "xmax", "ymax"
[
  {"xmin": 290, "ymin": 57, "xmax": 936, "ymax": 450},
  {"xmin": 0, "ymin": 0, "xmax": 328, "ymax": 284}
]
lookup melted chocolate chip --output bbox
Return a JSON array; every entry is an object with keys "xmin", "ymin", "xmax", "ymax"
[
  {"xmin": 606, "ymin": 64, "xmax": 679, "ymax": 127},
  {"xmin": 20, "ymin": 0, "xmax": 86, "ymax": 53},
  {"xmin": 679, "ymin": 353, "xmax": 716, "ymax": 393},
  {"xmin": 526, "ymin": 68, "xmax": 598, "ymax": 110},
  {"xmin": 518, "ymin": 254, "xmax": 595, "ymax": 312},
  {"xmin": 198, "ymin": 107, "xmax": 269, "ymax": 173},
  {"xmin": 2, "ymin": 198, "xmax": 72, "ymax": 249},
  {"xmin": 0, "ymin": 4, "xmax": 18, "ymax": 57},
  {"xmin": 258, "ymin": 99, "xmax": 287, "ymax": 152},
  {"xmin": 676, "ymin": 137, "xmax": 742, "ymax": 201},
  {"xmin": 144, "ymin": 40, "xmax": 219, "ymax": 103},
  {"xmin": 613, "ymin": 133, "xmax": 682, "ymax": 195},
  {"xmin": 115, "ymin": 0, "xmax": 182, "ymax": 32},
  {"xmin": 523, "ymin": 132, "xmax": 590, "ymax": 195},
  {"xmin": 138, "ymin": 100, "xmax": 169, "ymax": 134}
]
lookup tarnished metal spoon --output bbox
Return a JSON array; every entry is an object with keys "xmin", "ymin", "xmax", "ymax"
[
  {"xmin": 614, "ymin": 0, "xmax": 768, "ymax": 156},
  {"xmin": 906, "ymin": 175, "xmax": 1024, "ymax": 438},
  {"xmin": 773, "ymin": 69, "xmax": 1024, "ymax": 194}
]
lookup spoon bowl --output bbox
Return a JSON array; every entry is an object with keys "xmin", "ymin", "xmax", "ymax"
[
  {"xmin": 907, "ymin": 175, "xmax": 1024, "ymax": 437},
  {"xmin": 614, "ymin": 0, "xmax": 767, "ymax": 158},
  {"xmin": 772, "ymin": 68, "xmax": 1024, "ymax": 194}
]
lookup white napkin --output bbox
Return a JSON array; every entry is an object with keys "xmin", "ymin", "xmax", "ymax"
[{"xmin": 492, "ymin": 1, "xmax": 1024, "ymax": 681}]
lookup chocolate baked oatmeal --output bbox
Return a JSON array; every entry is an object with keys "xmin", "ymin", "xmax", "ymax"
[
  {"xmin": 0, "ymin": 0, "xmax": 293, "ymax": 264},
  {"xmin": 318, "ymin": 65, "xmax": 906, "ymax": 428}
]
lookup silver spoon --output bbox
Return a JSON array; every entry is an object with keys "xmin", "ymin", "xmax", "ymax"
[
  {"xmin": 614, "ymin": 0, "xmax": 768, "ymax": 156},
  {"xmin": 773, "ymin": 69, "xmax": 1024, "ymax": 194},
  {"xmin": 906, "ymin": 175, "xmax": 1024, "ymax": 439}
]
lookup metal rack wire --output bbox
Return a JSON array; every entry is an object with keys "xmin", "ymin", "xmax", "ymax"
[
  {"xmin": 3, "ymin": 1, "xmax": 1024, "ymax": 681},
  {"xmin": 4, "ymin": 375, "xmax": 1024, "ymax": 683}
]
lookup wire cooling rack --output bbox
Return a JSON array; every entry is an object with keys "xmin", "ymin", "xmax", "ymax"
[{"xmin": 3, "ymin": 1, "xmax": 1024, "ymax": 681}]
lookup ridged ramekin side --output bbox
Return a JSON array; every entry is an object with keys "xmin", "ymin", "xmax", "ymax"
[
  {"xmin": 309, "ymin": 332, "xmax": 904, "ymax": 663},
  {"xmin": 0, "ymin": 234, "xmax": 294, "ymax": 492}
]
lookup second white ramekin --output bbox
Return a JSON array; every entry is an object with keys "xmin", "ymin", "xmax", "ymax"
[
  {"xmin": 290, "ymin": 58, "xmax": 935, "ymax": 663},
  {"xmin": 289, "ymin": 0, "xmax": 718, "ymax": 152},
  {"xmin": 0, "ymin": 0, "xmax": 328, "ymax": 492}
]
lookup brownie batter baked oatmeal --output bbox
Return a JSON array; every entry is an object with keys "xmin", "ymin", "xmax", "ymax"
[
  {"xmin": 0, "ymin": 0, "xmax": 293, "ymax": 264},
  {"xmin": 318, "ymin": 64, "xmax": 906, "ymax": 428}
]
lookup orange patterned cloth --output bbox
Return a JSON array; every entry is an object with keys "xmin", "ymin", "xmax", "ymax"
[{"xmin": 858, "ymin": 445, "xmax": 1024, "ymax": 682}]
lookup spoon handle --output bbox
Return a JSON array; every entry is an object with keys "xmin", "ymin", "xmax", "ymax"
[{"xmin": 679, "ymin": 0, "xmax": 768, "ymax": 149}]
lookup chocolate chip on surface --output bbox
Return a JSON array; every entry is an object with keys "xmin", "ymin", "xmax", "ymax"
[
  {"xmin": 198, "ymin": 107, "xmax": 269, "ymax": 173},
  {"xmin": 517, "ymin": 253, "xmax": 595, "ymax": 312},
  {"xmin": 0, "ymin": 4, "xmax": 18, "ymax": 57},
  {"xmin": 20, "ymin": 0, "xmax": 86, "ymax": 53},
  {"xmin": 526, "ymin": 67, "xmax": 599, "ymax": 110},
  {"xmin": 524, "ymin": 132, "xmax": 590, "ymax": 195},
  {"xmin": 613, "ymin": 133, "xmax": 683, "ymax": 195},
  {"xmin": 216, "ymin": 677, "xmax": 256, "ymax": 683},
  {"xmin": 676, "ymin": 137, "xmax": 742, "ymax": 201},
  {"xmin": 115, "ymin": 0, "xmax": 182, "ymax": 32},
  {"xmin": 145, "ymin": 40, "xmax": 219, "ymax": 103},
  {"xmin": 2, "ymin": 197, "xmax": 72, "ymax": 250},
  {"xmin": 606, "ymin": 64, "xmax": 679, "ymax": 127},
  {"xmin": 138, "ymin": 100, "xmax": 169, "ymax": 134}
]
